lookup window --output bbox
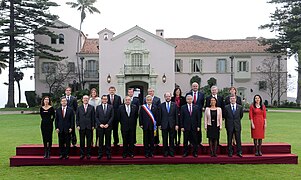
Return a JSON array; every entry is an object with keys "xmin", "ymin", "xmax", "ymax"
[
  {"xmin": 104, "ymin": 33, "xmax": 108, "ymax": 40},
  {"xmin": 131, "ymin": 53, "xmax": 143, "ymax": 66},
  {"xmin": 217, "ymin": 59, "xmax": 226, "ymax": 73},
  {"xmin": 191, "ymin": 59, "xmax": 201, "ymax": 73},
  {"xmin": 86, "ymin": 60, "xmax": 97, "ymax": 71},
  {"xmin": 67, "ymin": 62, "xmax": 75, "ymax": 73},
  {"xmin": 238, "ymin": 61, "xmax": 248, "ymax": 72},
  {"xmin": 175, "ymin": 59, "xmax": 182, "ymax": 72},
  {"xmin": 42, "ymin": 62, "xmax": 56, "ymax": 73},
  {"xmin": 259, "ymin": 81, "xmax": 267, "ymax": 91},
  {"xmin": 50, "ymin": 36, "xmax": 57, "ymax": 44},
  {"xmin": 58, "ymin": 34, "xmax": 64, "ymax": 44}
]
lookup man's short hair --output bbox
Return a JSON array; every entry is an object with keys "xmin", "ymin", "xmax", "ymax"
[
  {"xmin": 146, "ymin": 95, "xmax": 152, "ymax": 99},
  {"xmin": 109, "ymin": 86, "xmax": 116, "ymax": 90},
  {"xmin": 211, "ymin": 86, "xmax": 218, "ymax": 90},
  {"xmin": 82, "ymin": 95, "xmax": 89, "ymax": 99},
  {"xmin": 186, "ymin": 94, "xmax": 193, "ymax": 100},
  {"xmin": 101, "ymin": 95, "xmax": 107, "ymax": 99},
  {"xmin": 60, "ymin": 96, "xmax": 67, "ymax": 101},
  {"xmin": 65, "ymin": 87, "xmax": 72, "ymax": 91}
]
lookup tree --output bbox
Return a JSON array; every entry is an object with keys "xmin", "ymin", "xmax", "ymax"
[
  {"xmin": 190, "ymin": 75, "xmax": 201, "ymax": 86},
  {"xmin": 66, "ymin": 0, "xmax": 100, "ymax": 89},
  {"xmin": 0, "ymin": 0, "xmax": 65, "ymax": 107},
  {"xmin": 0, "ymin": 58, "xmax": 7, "ymax": 74},
  {"xmin": 13, "ymin": 68, "xmax": 24, "ymax": 105},
  {"xmin": 260, "ymin": 0, "xmax": 301, "ymax": 105},
  {"xmin": 256, "ymin": 57, "xmax": 288, "ymax": 106}
]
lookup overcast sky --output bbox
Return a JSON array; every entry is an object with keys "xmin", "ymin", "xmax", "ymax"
[{"xmin": 0, "ymin": 0, "xmax": 298, "ymax": 107}]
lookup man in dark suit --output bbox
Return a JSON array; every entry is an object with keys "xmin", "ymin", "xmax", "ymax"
[
  {"xmin": 95, "ymin": 95, "xmax": 114, "ymax": 160},
  {"xmin": 118, "ymin": 96, "xmax": 139, "ymax": 158},
  {"xmin": 224, "ymin": 87, "xmax": 242, "ymax": 105},
  {"xmin": 107, "ymin": 86, "xmax": 122, "ymax": 147},
  {"xmin": 76, "ymin": 95, "xmax": 95, "ymax": 160},
  {"xmin": 205, "ymin": 86, "xmax": 225, "ymax": 109},
  {"xmin": 186, "ymin": 82, "xmax": 204, "ymax": 145},
  {"xmin": 158, "ymin": 92, "xmax": 178, "ymax": 157},
  {"xmin": 127, "ymin": 88, "xmax": 140, "ymax": 144},
  {"xmin": 181, "ymin": 95, "xmax": 201, "ymax": 158},
  {"xmin": 139, "ymin": 95, "xmax": 158, "ymax": 158},
  {"xmin": 65, "ymin": 87, "xmax": 78, "ymax": 147},
  {"xmin": 224, "ymin": 95, "xmax": 244, "ymax": 157},
  {"xmin": 144, "ymin": 88, "xmax": 161, "ymax": 146},
  {"xmin": 55, "ymin": 97, "xmax": 74, "ymax": 159}
]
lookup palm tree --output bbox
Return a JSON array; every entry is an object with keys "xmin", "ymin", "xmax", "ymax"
[
  {"xmin": 66, "ymin": 0, "xmax": 100, "ymax": 89},
  {"xmin": 14, "ymin": 68, "xmax": 24, "ymax": 105}
]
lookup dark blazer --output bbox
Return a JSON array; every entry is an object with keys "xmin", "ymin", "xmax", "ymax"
[
  {"xmin": 76, "ymin": 104, "xmax": 95, "ymax": 130},
  {"xmin": 180, "ymin": 104, "xmax": 201, "ymax": 131},
  {"xmin": 95, "ymin": 104, "xmax": 114, "ymax": 128},
  {"xmin": 130, "ymin": 97, "xmax": 140, "ymax": 108},
  {"xmin": 224, "ymin": 104, "xmax": 244, "ymax": 131},
  {"xmin": 107, "ymin": 94, "xmax": 122, "ymax": 110},
  {"xmin": 205, "ymin": 95, "xmax": 225, "ymax": 109},
  {"xmin": 139, "ymin": 104, "xmax": 158, "ymax": 131},
  {"xmin": 158, "ymin": 102, "xmax": 178, "ymax": 129},
  {"xmin": 55, "ymin": 106, "xmax": 75, "ymax": 133},
  {"xmin": 186, "ymin": 91, "xmax": 205, "ymax": 112},
  {"xmin": 143, "ymin": 96, "xmax": 161, "ymax": 107},
  {"xmin": 65, "ymin": 95, "xmax": 78, "ymax": 112},
  {"xmin": 171, "ymin": 96, "xmax": 186, "ymax": 108},
  {"xmin": 224, "ymin": 95, "xmax": 242, "ymax": 106},
  {"xmin": 118, "ymin": 104, "xmax": 138, "ymax": 131}
]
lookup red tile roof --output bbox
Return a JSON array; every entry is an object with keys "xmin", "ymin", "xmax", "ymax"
[{"xmin": 80, "ymin": 37, "xmax": 268, "ymax": 54}]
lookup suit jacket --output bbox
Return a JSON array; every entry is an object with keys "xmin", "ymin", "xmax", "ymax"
[
  {"xmin": 76, "ymin": 104, "xmax": 95, "ymax": 130},
  {"xmin": 143, "ymin": 96, "xmax": 161, "ymax": 107},
  {"xmin": 118, "ymin": 104, "xmax": 138, "ymax": 131},
  {"xmin": 224, "ymin": 95, "xmax": 242, "ymax": 106},
  {"xmin": 130, "ymin": 97, "xmax": 140, "ymax": 108},
  {"xmin": 55, "ymin": 106, "xmax": 75, "ymax": 133},
  {"xmin": 171, "ymin": 96, "xmax": 186, "ymax": 109},
  {"xmin": 107, "ymin": 94, "xmax": 122, "ymax": 110},
  {"xmin": 180, "ymin": 104, "xmax": 201, "ymax": 131},
  {"xmin": 204, "ymin": 107, "xmax": 223, "ymax": 129},
  {"xmin": 205, "ymin": 95, "xmax": 225, "ymax": 109},
  {"xmin": 224, "ymin": 104, "xmax": 244, "ymax": 131},
  {"xmin": 65, "ymin": 95, "xmax": 78, "ymax": 112},
  {"xmin": 95, "ymin": 104, "xmax": 114, "ymax": 129},
  {"xmin": 186, "ymin": 91, "xmax": 205, "ymax": 113},
  {"xmin": 139, "ymin": 104, "xmax": 158, "ymax": 131},
  {"xmin": 158, "ymin": 102, "xmax": 178, "ymax": 129}
]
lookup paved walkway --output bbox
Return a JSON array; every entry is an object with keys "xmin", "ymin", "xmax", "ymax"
[
  {"xmin": 0, "ymin": 111, "xmax": 37, "ymax": 115},
  {"xmin": 267, "ymin": 109, "xmax": 301, "ymax": 113}
]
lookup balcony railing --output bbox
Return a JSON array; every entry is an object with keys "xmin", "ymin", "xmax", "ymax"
[
  {"xmin": 124, "ymin": 65, "xmax": 150, "ymax": 75},
  {"xmin": 84, "ymin": 70, "xmax": 99, "ymax": 78}
]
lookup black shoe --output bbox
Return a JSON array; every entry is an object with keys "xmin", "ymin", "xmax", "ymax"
[
  {"xmin": 169, "ymin": 152, "xmax": 174, "ymax": 157},
  {"xmin": 114, "ymin": 144, "xmax": 120, "ymax": 148},
  {"xmin": 183, "ymin": 153, "xmax": 188, "ymax": 157},
  {"xmin": 122, "ymin": 154, "xmax": 127, "ymax": 159},
  {"xmin": 107, "ymin": 155, "xmax": 112, "ymax": 160},
  {"xmin": 149, "ymin": 153, "xmax": 154, "ymax": 158},
  {"xmin": 72, "ymin": 145, "xmax": 77, "ymax": 148},
  {"xmin": 255, "ymin": 151, "xmax": 259, "ymax": 156},
  {"xmin": 237, "ymin": 153, "xmax": 243, "ymax": 158},
  {"xmin": 130, "ymin": 154, "xmax": 134, "ymax": 158},
  {"xmin": 80, "ymin": 155, "xmax": 85, "ymax": 160},
  {"xmin": 193, "ymin": 153, "xmax": 198, "ymax": 158},
  {"xmin": 145, "ymin": 154, "xmax": 149, "ymax": 158},
  {"xmin": 97, "ymin": 155, "xmax": 102, "ymax": 160},
  {"xmin": 258, "ymin": 151, "xmax": 262, "ymax": 156},
  {"xmin": 65, "ymin": 156, "xmax": 69, "ymax": 159},
  {"xmin": 228, "ymin": 153, "xmax": 233, "ymax": 157},
  {"xmin": 163, "ymin": 152, "xmax": 168, "ymax": 157},
  {"xmin": 59, "ymin": 155, "xmax": 64, "ymax": 159},
  {"xmin": 213, "ymin": 153, "xmax": 217, "ymax": 157},
  {"xmin": 87, "ymin": 155, "xmax": 91, "ymax": 160}
]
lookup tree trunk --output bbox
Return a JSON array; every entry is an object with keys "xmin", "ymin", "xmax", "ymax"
[
  {"xmin": 296, "ymin": 50, "xmax": 301, "ymax": 106},
  {"xmin": 6, "ymin": 0, "xmax": 15, "ymax": 108},
  {"xmin": 76, "ymin": 21, "xmax": 82, "ymax": 91},
  {"xmin": 17, "ymin": 80, "xmax": 21, "ymax": 104}
]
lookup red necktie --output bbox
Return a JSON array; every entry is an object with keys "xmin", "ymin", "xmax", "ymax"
[
  {"xmin": 62, "ymin": 107, "xmax": 65, "ymax": 118},
  {"xmin": 189, "ymin": 105, "xmax": 192, "ymax": 116},
  {"xmin": 193, "ymin": 92, "xmax": 197, "ymax": 104},
  {"xmin": 84, "ymin": 105, "xmax": 87, "ymax": 113},
  {"xmin": 111, "ymin": 95, "xmax": 114, "ymax": 104}
]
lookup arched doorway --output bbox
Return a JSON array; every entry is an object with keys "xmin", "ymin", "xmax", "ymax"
[{"xmin": 126, "ymin": 81, "xmax": 149, "ymax": 105}]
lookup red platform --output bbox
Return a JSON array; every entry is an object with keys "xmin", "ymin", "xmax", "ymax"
[{"xmin": 10, "ymin": 143, "xmax": 298, "ymax": 166}]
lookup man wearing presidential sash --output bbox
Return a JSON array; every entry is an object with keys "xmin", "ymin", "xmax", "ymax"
[{"xmin": 139, "ymin": 95, "xmax": 158, "ymax": 158}]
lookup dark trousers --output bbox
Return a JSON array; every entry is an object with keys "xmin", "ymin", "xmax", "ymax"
[
  {"xmin": 183, "ymin": 130, "xmax": 198, "ymax": 154},
  {"xmin": 174, "ymin": 129, "xmax": 181, "ymax": 145},
  {"xmin": 162, "ymin": 127, "xmax": 175, "ymax": 153},
  {"xmin": 143, "ymin": 129, "xmax": 154, "ymax": 155},
  {"xmin": 154, "ymin": 129, "xmax": 160, "ymax": 145},
  {"xmin": 134, "ymin": 121, "xmax": 137, "ymax": 144},
  {"xmin": 79, "ymin": 129, "xmax": 92, "ymax": 156},
  {"xmin": 227, "ymin": 129, "xmax": 242, "ymax": 155},
  {"xmin": 98, "ymin": 128, "xmax": 112, "ymax": 156},
  {"xmin": 197, "ymin": 129, "xmax": 202, "ymax": 145},
  {"xmin": 70, "ymin": 126, "xmax": 77, "ymax": 146},
  {"xmin": 95, "ymin": 129, "xmax": 99, "ymax": 146},
  {"xmin": 58, "ymin": 131, "xmax": 71, "ymax": 156},
  {"xmin": 112, "ymin": 118, "xmax": 119, "ymax": 145},
  {"xmin": 122, "ymin": 129, "xmax": 135, "ymax": 156}
]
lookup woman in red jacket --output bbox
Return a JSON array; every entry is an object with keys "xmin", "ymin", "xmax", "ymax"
[{"xmin": 249, "ymin": 94, "xmax": 267, "ymax": 156}]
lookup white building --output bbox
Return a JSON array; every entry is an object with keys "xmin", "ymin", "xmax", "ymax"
[{"xmin": 34, "ymin": 21, "xmax": 287, "ymax": 104}]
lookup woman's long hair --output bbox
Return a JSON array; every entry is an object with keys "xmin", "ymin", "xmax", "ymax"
[
  {"xmin": 253, "ymin": 94, "xmax": 263, "ymax": 110},
  {"xmin": 41, "ymin": 96, "xmax": 52, "ymax": 106},
  {"xmin": 173, "ymin": 87, "xmax": 182, "ymax": 97}
]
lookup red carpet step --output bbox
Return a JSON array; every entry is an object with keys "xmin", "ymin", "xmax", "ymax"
[{"xmin": 10, "ymin": 143, "xmax": 298, "ymax": 166}]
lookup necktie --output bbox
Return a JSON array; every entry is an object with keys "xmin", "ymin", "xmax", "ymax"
[
  {"xmin": 167, "ymin": 102, "xmax": 170, "ymax": 113},
  {"xmin": 127, "ymin": 105, "xmax": 130, "ymax": 116},
  {"xmin": 103, "ymin": 105, "xmax": 107, "ymax": 114},
  {"xmin": 84, "ymin": 105, "xmax": 87, "ymax": 113},
  {"xmin": 193, "ymin": 92, "xmax": 197, "ymax": 104},
  {"xmin": 232, "ymin": 105, "xmax": 235, "ymax": 114},
  {"xmin": 62, "ymin": 107, "xmax": 65, "ymax": 118},
  {"xmin": 189, "ymin": 105, "xmax": 192, "ymax": 116},
  {"xmin": 111, "ymin": 95, "xmax": 114, "ymax": 104}
]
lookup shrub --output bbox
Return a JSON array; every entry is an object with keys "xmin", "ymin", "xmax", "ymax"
[
  {"xmin": 17, "ymin": 103, "xmax": 28, "ymax": 108},
  {"xmin": 25, "ymin": 91, "xmax": 37, "ymax": 108}
]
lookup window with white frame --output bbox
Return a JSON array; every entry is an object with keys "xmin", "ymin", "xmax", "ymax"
[
  {"xmin": 86, "ymin": 60, "xmax": 97, "ymax": 71},
  {"xmin": 131, "ymin": 53, "xmax": 143, "ymax": 66},
  {"xmin": 58, "ymin": 34, "xmax": 64, "ymax": 44},
  {"xmin": 175, "ymin": 59, "xmax": 182, "ymax": 72},
  {"xmin": 191, "ymin": 59, "xmax": 201, "ymax": 73},
  {"xmin": 217, "ymin": 59, "xmax": 226, "ymax": 73},
  {"xmin": 238, "ymin": 61, "xmax": 248, "ymax": 72},
  {"xmin": 42, "ymin": 62, "xmax": 56, "ymax": 73}
]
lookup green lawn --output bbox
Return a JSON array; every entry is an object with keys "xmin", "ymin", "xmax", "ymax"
[{"xmin": 0, "ymin": 112, "xmax": 300, "ymax": 179}]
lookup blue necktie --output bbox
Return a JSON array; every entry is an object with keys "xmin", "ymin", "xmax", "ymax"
[
  {"xmin": 232, "ymin": 105, "xmax": 235, "ymax": 114},
  {"xmin": 167, "ymin": 102, "xmax": 170, "ymax": 113}
]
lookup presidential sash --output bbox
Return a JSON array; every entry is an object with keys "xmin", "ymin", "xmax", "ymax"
[{"xmin": 142, "ymin": 104, "xmax": 157, "ymax": 133}]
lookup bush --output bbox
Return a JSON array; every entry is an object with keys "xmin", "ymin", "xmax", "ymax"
[
  {"xmin": 25, "ymin": 91, "xmax": 37, "ymax": 108},
  {"xmin": 17, "ymin": 103, "xmax": 28, "ymax": 108}
]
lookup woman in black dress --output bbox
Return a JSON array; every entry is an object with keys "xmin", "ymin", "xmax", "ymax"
[
  {"xmin": 40, "ymin": 96, "xmax": 55, "ymax": 159},
  {"xmin": 171, "ymin": 87, "xmax": 186, "ymax": 146},
  {"xmin": 204, "ymin": 97, "xmax": 223, "ymax": 157}
]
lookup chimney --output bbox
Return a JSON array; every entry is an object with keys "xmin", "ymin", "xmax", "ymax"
[{"xmin": 156, "ymin": 29, "xmax": 164, "ymax": 38}]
